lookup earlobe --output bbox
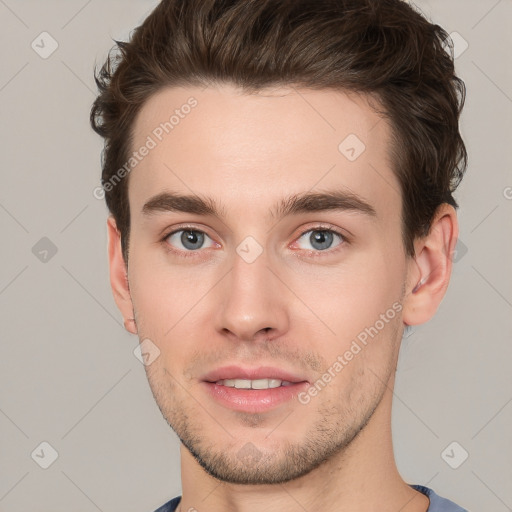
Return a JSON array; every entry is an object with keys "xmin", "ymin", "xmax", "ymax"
[
  {"xmin": 107, "ymin": 216, "xmax": 137, "ymax": 335},
  {"xmin": 402, "ymin": 204, "xmax": 459, "ymax": 326},
  {"xmin": 123, "ymin": 317, "xmax": 137, "ymax": 333}
]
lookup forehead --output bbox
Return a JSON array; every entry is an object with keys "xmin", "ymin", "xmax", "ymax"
[{"xmin": 128, "ymin": 84, "xmax": 400, "ymax": 223}]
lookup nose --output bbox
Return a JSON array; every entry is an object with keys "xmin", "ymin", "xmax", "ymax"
[{"xmin": 213, "ymin": 248, "xmax": 290, "ymax": 343}]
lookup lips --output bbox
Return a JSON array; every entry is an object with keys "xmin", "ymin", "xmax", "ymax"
[
  {"xmin": 200, "ymin": 365, "xmax": 310, "ymax": 413},
  {"xmin": 201, "ymin": 365, "xmax": 309, "ymax": 384},
  {"xmin": 215, "ymin": 378, "xmax": 294, "ymax": 389}
]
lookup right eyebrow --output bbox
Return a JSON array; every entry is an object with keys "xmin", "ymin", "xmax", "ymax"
[{"xmin": 142, "ymin": 192, "xmax": 226, "ymax": 218}]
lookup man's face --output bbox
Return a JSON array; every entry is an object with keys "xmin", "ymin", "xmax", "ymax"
[{"xmin": 124, "ymin": 84, "xmax": 410, "ymax": 484}]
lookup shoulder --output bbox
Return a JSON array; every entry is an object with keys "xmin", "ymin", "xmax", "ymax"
[
  {"xmin": 152, "ymin": 496, "xmax": 182, "ymax": 512},
  {"xmin": 411, "ymin": 485, "xmax": 468, "ymax": 512}
]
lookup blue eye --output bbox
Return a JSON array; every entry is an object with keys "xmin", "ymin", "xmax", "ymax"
[
  {"xmin": 296, "ymin": 229, "xmax": 344, "ymax": 251},
  {"xmin": 162, "ymin": 225, "xmax": 346, "ymax": 258},
  {"xmin": 165, "ymin": 229, "xmax": 214, "ymax": 251}
]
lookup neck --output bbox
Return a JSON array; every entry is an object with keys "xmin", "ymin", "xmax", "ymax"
[{"xmin": 177, "ymin": 384, "xmax": 429, "ymax": 512}]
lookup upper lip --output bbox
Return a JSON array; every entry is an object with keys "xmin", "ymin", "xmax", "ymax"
[{"xmin": 201, "ymin": 365, "xmax": 309, "ymax": 383}]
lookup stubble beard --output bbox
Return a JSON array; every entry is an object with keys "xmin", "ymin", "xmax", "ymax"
[{"xmin": 145, "ymin": 361, "xmax": 391, "ymax": 485}]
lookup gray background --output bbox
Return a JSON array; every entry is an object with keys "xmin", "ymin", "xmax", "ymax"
[{"xmin": 0, "ymin": 0, "xmax": 511, "ymax": 511}]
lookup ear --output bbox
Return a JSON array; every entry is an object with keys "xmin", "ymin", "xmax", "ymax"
[
  {"xmin": 402, "ymin": 203, "xmax": 459, "ymax": 326},
  {"xmin": 107, "ymin": 216, "xmax": 137, "ymax": 334}
]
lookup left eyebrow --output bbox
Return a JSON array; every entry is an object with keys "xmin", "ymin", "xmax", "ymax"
[
  {"xmin": 272, "ymin": 189, "xmax": 377, "ymax": 219},
  {"xmin": 141, "ymin": 189, "xmax": 377, "ymax": 220}
]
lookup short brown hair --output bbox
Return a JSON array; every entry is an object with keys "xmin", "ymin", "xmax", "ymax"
[{"xmin": 90, "ymin": 0, "xmax": 467, "ymax": 262}]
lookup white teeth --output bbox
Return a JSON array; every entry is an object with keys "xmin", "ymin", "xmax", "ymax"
[
  {"xmin": 252, "ymin": 378, "xmax": 281, "ymax": 389},
  {"xmin": 215, "ymin": 378, "xmax": 294, "ymax": 389},
  {"xmin": 229, "ymin": 379, "xmax": 251, "ymax": 389}
]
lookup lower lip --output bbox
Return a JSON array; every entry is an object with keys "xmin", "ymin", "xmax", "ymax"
[{"xmin": 201, "ymin": 381, "xmax": 310, "ymax": 413}]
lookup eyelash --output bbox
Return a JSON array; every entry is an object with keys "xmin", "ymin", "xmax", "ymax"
[{"xmin": 160, "ymin": 223, "xmax": 348, "ymax": 259}]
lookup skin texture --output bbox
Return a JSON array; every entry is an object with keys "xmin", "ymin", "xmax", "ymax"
[{"xmin": 107, "ymin": 84, "xmax": 458, "ymax": 512}]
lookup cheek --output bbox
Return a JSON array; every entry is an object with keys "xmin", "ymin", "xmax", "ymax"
[
  {"xmin": 287, "ymin": 248, "xmax": 404, "ymax": 346},
  {"xmin": 128, "ymin": 245, "xmax": 227, "ymax": 362},
  {"xmin": 128, "ymin": 249, "xmax": 196, "ymax": 337}
]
